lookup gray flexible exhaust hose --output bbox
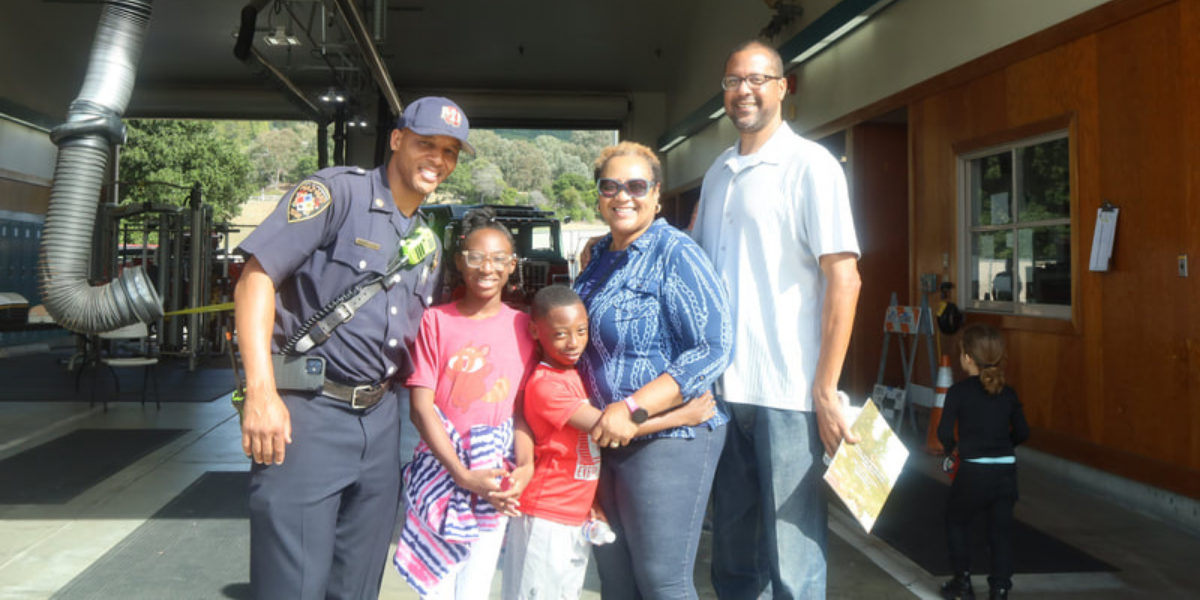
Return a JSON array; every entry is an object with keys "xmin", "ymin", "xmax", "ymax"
[{"xmin": 39, "ymin": 0, "xmax": 162, "ymax": 333}]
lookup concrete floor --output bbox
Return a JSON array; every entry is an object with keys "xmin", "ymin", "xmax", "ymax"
[{"xmin": 1, "ymin": 375, "xmax": 1198, "ymax": 598}]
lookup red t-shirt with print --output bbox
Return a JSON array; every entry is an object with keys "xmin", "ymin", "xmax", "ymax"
[{"xmin": 518, "ymin": 363, "xmax": 600, "ymax": 526}]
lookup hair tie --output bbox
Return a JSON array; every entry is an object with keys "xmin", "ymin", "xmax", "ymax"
[{"xmin": 980, "ymin": 362, "xmax": 994, "ymax": 369}]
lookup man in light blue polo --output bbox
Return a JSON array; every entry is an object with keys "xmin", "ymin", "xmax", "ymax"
[{"xmin": 694, "ymin": 41, "xmax": 862, "ymax": 598}]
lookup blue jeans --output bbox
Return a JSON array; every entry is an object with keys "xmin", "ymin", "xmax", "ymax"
[
  {"xmin": 711, "ymin": 403, "xmax": 827, "ymax": 599},
  {"xmin": 593, "ymin": 424, "xmax": 725, "ymax": 600}
]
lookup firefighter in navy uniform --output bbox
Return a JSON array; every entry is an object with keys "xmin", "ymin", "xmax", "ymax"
[{"xmin": 234, "ymin": 97, "xmax": 473, "ymax": 600}]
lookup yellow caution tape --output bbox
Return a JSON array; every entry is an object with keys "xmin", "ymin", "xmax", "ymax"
[{"xmin": 162, "ymin": 302, "xmax": 235, "ymax": 317}]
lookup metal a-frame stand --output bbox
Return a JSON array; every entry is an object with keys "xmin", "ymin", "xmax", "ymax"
[{"xmin": 875, "ymin": 292, "xmax": 938, "ymax": 436}]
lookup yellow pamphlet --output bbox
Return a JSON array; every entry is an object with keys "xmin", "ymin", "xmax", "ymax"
[{"xmin": 823, "ymin": 399, "xmax": 909, "ymax": 532}]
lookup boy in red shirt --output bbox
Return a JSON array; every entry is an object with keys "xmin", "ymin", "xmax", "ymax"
[{"xmin": 502, "ymin": 285, "xmax": 716, "ymax": 599}]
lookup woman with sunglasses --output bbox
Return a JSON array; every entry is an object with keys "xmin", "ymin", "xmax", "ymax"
[{"xmin": 573, "ymin": 141, "xmax": 734, "ymax": 599}]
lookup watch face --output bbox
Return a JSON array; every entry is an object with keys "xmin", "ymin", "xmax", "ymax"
[{"xmin": 631, "ymin": 408, "xmax": 649, "ymax": 424}]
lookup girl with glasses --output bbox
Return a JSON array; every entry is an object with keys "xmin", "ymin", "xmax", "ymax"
[{"xmin": 395, "ymin": 207, "xmax": 538, "ymax": 598}]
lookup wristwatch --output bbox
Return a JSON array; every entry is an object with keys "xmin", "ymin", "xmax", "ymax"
[{"xmin": 623, "ymin": 397, "xmax": 649, "ymax": 424}]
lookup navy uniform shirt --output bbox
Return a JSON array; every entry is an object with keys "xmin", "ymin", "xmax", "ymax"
[{"xmin": 238, "ymin": 164, "xmax": 441, "ymax": 385}]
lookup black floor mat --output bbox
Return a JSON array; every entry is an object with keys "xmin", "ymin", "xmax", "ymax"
[
  {"xmin": 870, "ymin": 469, "xmax": 1117, "ymax": 576},
  {"xmin": 0, "ymin": 428, "xmax": 188, "ymax": 504},
  {"xmin": 53, "ymin": 471, "xmax": 252, "ymax": 600}
]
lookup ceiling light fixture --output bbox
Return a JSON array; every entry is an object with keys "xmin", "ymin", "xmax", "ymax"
[
  {"xmin": 658, "ymin": 136, "xmax": 686, "ymax": 153},
  {"xmin": 789, "ymin": 15, "xmax": 867, "ymax": 64},
  {"xmin": 264, "ymin": 25, "xmax": 300, "ymax": 47},
  {"xmin": 319, "ymin": 88, "xmax": 346, "ymax": 103}
]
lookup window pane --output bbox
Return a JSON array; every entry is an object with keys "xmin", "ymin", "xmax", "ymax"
[
  {"xmin": 1020, "ymin": 224, "xmax": 1071, "ymax": 306},
  {"xmin": 970, "ymin": 152, "xmax": 1012, "ymax": 226},
  {"xmin": 528, "ymin": 225, "xmax": 554, "ymax": 253},
  {"xmin": 1017, "ymin": 137, "xmax": 1070, "ymax": 222},
  {"xmin": 969, "ymin": 230, "xmax": 1015, "ymax": 303}
]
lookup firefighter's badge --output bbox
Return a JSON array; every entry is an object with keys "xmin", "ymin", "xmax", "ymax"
[
  {"xmin": 441, "ymin": 105, "xmax": 462, "ymax": 127},
  {"xmin": 287, "ymin": 180, "xmax": 332, "ymax": 223}
]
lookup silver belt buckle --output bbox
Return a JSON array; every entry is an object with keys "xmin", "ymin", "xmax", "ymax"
[{"xmin": 350, "ymin": 385, "xmax": 372, "ymax": 409}]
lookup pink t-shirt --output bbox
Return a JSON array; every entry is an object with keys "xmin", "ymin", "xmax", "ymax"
[{"xmin": 407, "ymin": 303, "xmax": 537, "ymax": 435}]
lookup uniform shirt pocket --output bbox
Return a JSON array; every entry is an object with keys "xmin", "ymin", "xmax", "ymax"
[{"xmin": 330, "ymin": 232, "xmax": 388, "ymax": 276}]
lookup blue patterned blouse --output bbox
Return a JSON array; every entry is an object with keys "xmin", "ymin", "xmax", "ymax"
[{"xmin": 574, "ymin": 218, "xmax": 735, "ymax": 440}]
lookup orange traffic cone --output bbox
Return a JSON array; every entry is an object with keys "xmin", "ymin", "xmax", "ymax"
[{"xmin": 926, "ymin": 355, "xmax": 953, "ymax": 455}]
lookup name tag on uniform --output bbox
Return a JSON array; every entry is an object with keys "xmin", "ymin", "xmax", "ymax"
[{"xmin": 354, "ymin": 237, "xmax": 381, "ymax": 251}]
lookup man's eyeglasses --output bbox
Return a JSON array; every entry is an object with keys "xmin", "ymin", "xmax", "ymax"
[
  {"xmin": 721, "ymin": 74, "xmax": 784, "ymax": 91},
  {"xmin": 460, "ymin": 251, "xmax": 516, "ymax": 269},
  {"xmin": 597, "ymin": 178, "xmax": 655, "ymax": 199}
]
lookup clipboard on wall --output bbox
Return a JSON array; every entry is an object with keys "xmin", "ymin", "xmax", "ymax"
[{"xmin": 1089, "ymin": 201, "xmax": 1119, "ymax": 272}]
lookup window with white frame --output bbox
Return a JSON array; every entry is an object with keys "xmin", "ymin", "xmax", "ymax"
[{"xmin": 959, "ymin": 131, "xmax": 1071, "ymax": 319}]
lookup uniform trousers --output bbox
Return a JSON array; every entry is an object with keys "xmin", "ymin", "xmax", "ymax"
[
  {"xmin": 945, "ymin": 461, "xmax": 1018, "ymax": 590},
  {"xmin": 249, "ymin": 389, "xmax": 402, "ymax": 600}
]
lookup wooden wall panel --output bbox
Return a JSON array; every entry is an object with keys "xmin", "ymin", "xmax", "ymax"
[
  {"xmin": 906, "ymin": 0, "xmax": 1199, "ymax": 496},
  {"xmin": 1095, "ymin": 3, "xmax": 1189, "ymax": 464},
  {"xmin": 1184, "ymin": 0, "xmax": 1200, "ymax": 471},
  {"xmin": 907, "ymin": 72, "xmax": 1006, "ymax": 388},
  {"xmin": 843, "ymin": 123, "xmax": 908, "ymax": 401},
  {"xmin": 1000, "ymin": 40, "xmax": 1100, "ymax": 446}
]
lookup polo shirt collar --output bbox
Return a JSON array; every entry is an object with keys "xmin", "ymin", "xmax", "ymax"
[{"xmin": 729, "ymin": 122, "xmax": 796, "ymax": 170}]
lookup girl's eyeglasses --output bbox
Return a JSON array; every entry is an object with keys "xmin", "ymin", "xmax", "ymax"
[
  {"xmin": 597, "ymin": 178, "xmax": 655, "ymax": 199},
  {"xmin": 460, "ymin": 251, "xmax": 515, "ymax": 269}
]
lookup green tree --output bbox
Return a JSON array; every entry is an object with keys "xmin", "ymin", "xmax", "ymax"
[
  {"xmin": 550, "ymin": 172, "xmax": 600, "ymax": 222},
  {"xmin": 501, "ymin": 139, "xmax": 552, "ymax": 191},
  {"xmin": 449, "ymin": 128, "xmax": 610, "ymax": 223},
  {"xmin": 499, "ymin": 187, "xmax": 522, "ymax": 206},
  {"xmin": 214, "ymin": 120, "xmax": 267, "ymax": 149},
  {"xmin": 289, "ymin": 152, "xmax": 319, "ymax": 184},
  {"xmin": 471, "ymin": 160, "xmax": 506, "ymax": 202},
  {"xmin": 119, "ymin": 119, "xmax": 254, "ymax": 222},
  {"xmin": 436, "ymin": 159, "xmax": 476, "ymax": 203},
  {"xmin": 249, "ymin": 127, "xmax": 308, "ymax": 187},
  {"xmin": 467, "ymin": 130, "xmax": 511, "ymax": 161}
]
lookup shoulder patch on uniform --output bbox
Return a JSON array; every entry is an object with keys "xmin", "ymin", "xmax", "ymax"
[{"xmin": 287, "ymin": 180, "xmax": 332, "ymax": 223}]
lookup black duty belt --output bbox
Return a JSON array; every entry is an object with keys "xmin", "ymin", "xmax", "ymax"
[{"xmin": 321, "ymin": 378, "xmax": 388, "ymax": 409}]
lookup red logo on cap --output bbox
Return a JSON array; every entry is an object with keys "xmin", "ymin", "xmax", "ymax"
[{"xmin": 441, "ymin": 106, "xmax": 462, "ymax": 127}]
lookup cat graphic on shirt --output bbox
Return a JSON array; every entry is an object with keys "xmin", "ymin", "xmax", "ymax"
[{"xmin": 445, "ymin": 343, "xmax": 511, "ymax": 412}]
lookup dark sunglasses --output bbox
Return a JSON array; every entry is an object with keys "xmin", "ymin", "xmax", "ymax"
[{"xmin": 597, "ymin": 178, "xmax": 655, "ymax": 199}]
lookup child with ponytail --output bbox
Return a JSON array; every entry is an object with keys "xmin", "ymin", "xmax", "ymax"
[{"xmin": 937, "ymin": 323, "xmax": 1030, "ymax": 600}]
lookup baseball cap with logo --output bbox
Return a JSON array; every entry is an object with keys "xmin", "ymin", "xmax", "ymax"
[{"xmin": 395, "ymin": 96, "xmax": 475, "ymax": 156}]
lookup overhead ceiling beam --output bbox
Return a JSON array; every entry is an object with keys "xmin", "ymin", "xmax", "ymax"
[
  {"xmin": 324, "ymin": 0, "xmax": 403, "ymax": 119},
  {"xmin": 233, "ymin": 0, "xmax": 328, "ymax": 123}
]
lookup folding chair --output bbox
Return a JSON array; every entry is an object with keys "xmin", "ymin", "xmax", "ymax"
[{"xmin": 91, "ymin": 321, "xmax": 160, "ymax": 411}]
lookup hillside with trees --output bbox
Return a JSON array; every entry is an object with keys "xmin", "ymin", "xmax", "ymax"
[{"xmin": 118, "ymin": 120, "xmax": 610, "ymax": 225}]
